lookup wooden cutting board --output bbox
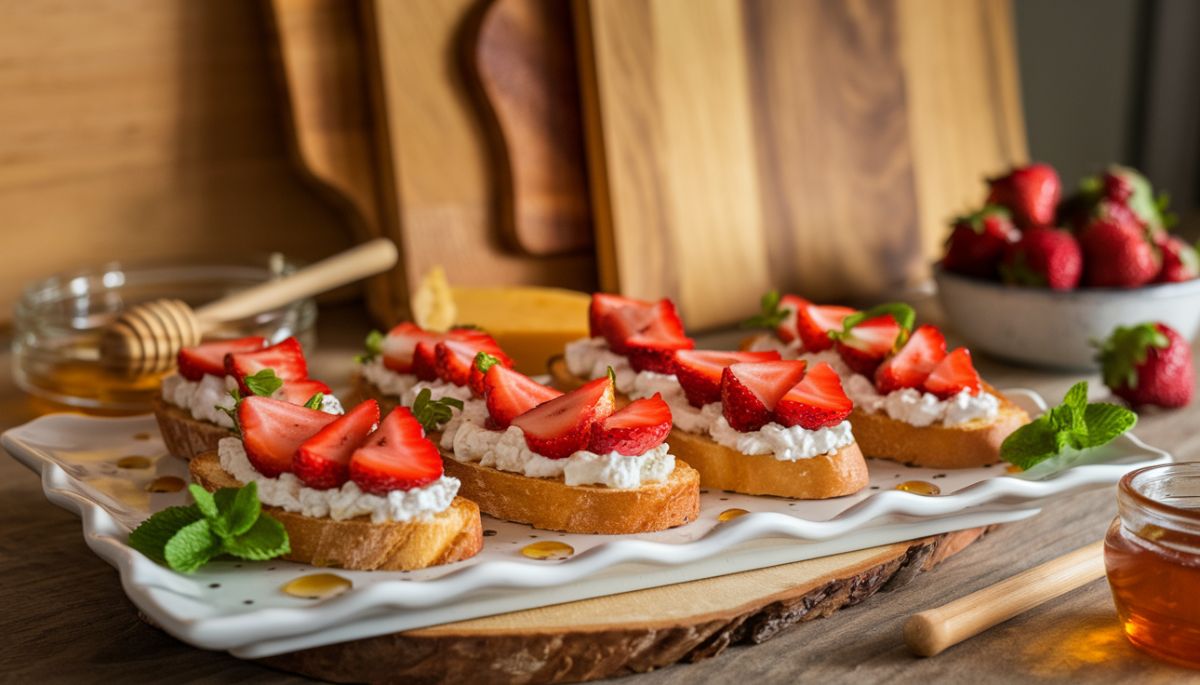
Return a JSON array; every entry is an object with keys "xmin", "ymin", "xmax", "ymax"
[
  {"xmin": 574, "ymin": 0, "xmax": 1027, "ymax": 329},
  {"xmin": 259, "ymin": 527, "xmax": 991, "ymax": 684}
]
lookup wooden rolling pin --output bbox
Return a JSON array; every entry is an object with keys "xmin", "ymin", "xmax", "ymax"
[
  {"xmin": 904, "ymin": 541, "xmax": 1105, "ymax": 657},
  {"xmin": 100, "ymin": 238, "xmax": 399, "ymax": 376}
]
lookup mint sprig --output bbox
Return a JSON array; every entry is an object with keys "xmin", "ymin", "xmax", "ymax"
[
  {"xmin": 740, "ymin": 290, "xmax": 791, "ymax": 330},
  {"xmin": 243, "ymin": 368, "xmax": 283, "ymax": 397},
  {"xmin": 355, "ymin": 330, "xmax": 384, "ymax": 364},
  {"xmin": 828, "ymin": 302, "xmax": 916, "ymax": 345},
  {"xmin": 128, "ymin": 483, "xmax": 289, "ymax": 573},
  {"xmin": 1000, "ymin": 381, "xmax": 1137, "ymax": 470},
  {"xmin": 303, "ymin": 392, "xmax": 324, "ymax": 410},
  {"xmin": 411, "ymin": 388, "xmax": 464, "ymax": 433}
]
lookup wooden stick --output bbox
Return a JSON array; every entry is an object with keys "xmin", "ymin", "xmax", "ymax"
[{"xmin": 904, "ymin": 540, "xmax": 1105, "ymax": 657}]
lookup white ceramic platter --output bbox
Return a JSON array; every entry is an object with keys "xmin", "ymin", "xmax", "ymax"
[{"xmin": 3, "ymin": 389, "xmax": 1169, "ymax": 658}]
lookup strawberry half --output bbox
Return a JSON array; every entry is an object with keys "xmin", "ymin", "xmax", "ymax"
[
  {"xmin": 293, "ymin": 400, "xmax": 380, "ymax": 489},
  {"xmin": 874, "ymin": 325, "xmax": 947, "ymax": 394},
  {"xmin": 589, "ymin": 293, "xmax": 651, "ymax": 339},
  {"xmin": 830, "ymin": 306, "xmax": 912, "ymax": 377},
  {"xmin": 225, "ymin": 337, "xmax": 309, "ymax": 393},
  {"xmin": 381, "ymin": 322, "xmax": 438, "ymax": 374},
  {"xmin": 622, "ymin": 300, "xmax": 694, "ymax": 373},
  {"xmin": 774, "ymin": 362, "xmax": 852, "ymax": 430},
  {"xmin": 238, "ymin": 395, "xmax": 340, "ymax": 478},
  {"xmin": 511, "ymin": 375, "xmax": 615, "ymax": 459},
  {"xmin": 923, "ymin": 348, "xmax": 982, "ymax": 399},
  {"xmin": 273, "ymin": 378, "xmax": 333, "ymax": 406},
  {"xmin": 794, "ymin": 302, "xmax": 856, "ymax": 352},
  {"xmin": 435, "ymin": 333, "xmax": 512, "ymax": 389},
  {"xmin": 349, "ymin": 407, "xmax": 444, "ymax": 494},
  {"xmin": 772, "ymin": 294, "xmax": 810, "ymax": 344},
  {"xmin": 673, "ymin": 349, "xmax": 781, "ymax": 407},
  {"xmin": 588, "ymin": 393, "xmax": 672, "ymax": 455},
  {"xmin": 482, "ymin": 363, "xmax": 562, "ymax": 429},
  {"xmin": 176, "ymin": 336, "xmax": 266, "ymax": 381},
  {"xmin": 720, "ymin": 360, "xmax": 808, "ymax": 432}
]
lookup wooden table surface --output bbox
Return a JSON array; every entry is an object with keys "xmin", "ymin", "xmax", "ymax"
[{"xmin": 3, "ymin": 303, "xmax": 1200, "ymax": 683}]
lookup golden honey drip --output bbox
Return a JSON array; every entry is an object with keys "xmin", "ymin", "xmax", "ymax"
[
  {"xmin": 117, "ymin": 455, "xmax": 152, "ymax": 469},
  {"xmin": 133, "ymin": 432, "xmax": 152, "ymax": 441},
  {"xmin": 1006, "ymin": 464, "xmax": 1023, "ymax": 474},
  {"xmin": 145, "ymin": 475, "xmax": 186, "ymax": 493},
  {"xmin": 520, "ymin": 541, "xmax": 574, "ymax": 561},
  {"xmin": 895, "ymin": 480, "xmax": 941, "ymax": 496},
  {"xmin": 718, "ymin": 508, "xmax": 749, "ymax": 522},
  {"xmin": 281, "ymin": 573, "xmax": 353, "ymax": 600}
]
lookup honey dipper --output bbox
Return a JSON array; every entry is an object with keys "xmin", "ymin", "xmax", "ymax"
[{"xmin": 100, "ymin": 238, "xmax": 399, "ymax": 376}]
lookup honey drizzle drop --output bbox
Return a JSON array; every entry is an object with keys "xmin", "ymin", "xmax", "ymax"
[
  {"xmin": 117, "ymin": 455, "xmax": 152, "ymax": 469},
  {"xmin": 895, "ymin": 480, "xmax": 941, "ymax": 496},
  {"xmin": 282, "ymin": 573, "xmax": 353, "ymax": 600},
  {"xmin": 718, "ymin": 508, "xmax": 749, "ymax": 522},
  {"xmin": 521, "ymin": 541, "xmax": 574, "ymax": 561},
  {"xmin": 145, "ymin": 475, "xmax": 185, "ymax": 493}
]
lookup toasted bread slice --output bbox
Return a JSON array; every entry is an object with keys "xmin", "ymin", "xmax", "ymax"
[
  {"xmin": 189, "ymin": 451, "xmax": 483, "ymax": 571},
  {"xmin": 153, "ymin": 395, "xmax": 234, "ymax": 460},
  {"xmin": 440, "ymin": 455, "xmax": 700, "ymax": 534},
  {"xmin": 547, "ymin": 355, "xmax": 587, "ymax": 392},
  {"xmin": 351, "ymin": 374, "xmax": 403, "ymax": 415},
  {"xmin": 849, "ymin": 386, "xmax": 1029, "ymax": 468},
  {"xmin": 666, "ymin": 429, "xmax": 868, "ymax": 499}
]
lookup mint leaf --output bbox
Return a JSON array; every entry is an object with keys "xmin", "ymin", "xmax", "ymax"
[
  {"xmin": 1062, "ymin": 381, "xmax": 1088, "ymax": 415},
  {"xmin": 1000, "ymin": 419, "xmax": 1060, "ymax": 470},
  {"xmin": 221, "ymin": 483, "xmax": 261, "ymax": 538},
  {"xmin": 243, "ymin": 368, "xmax": 283, "ymax": 397},
  {"xmin": 303, "ymin": 393, "xmax": 324, "ymax": 410},
  {"xmin": 128, "ymin": 505, "xmax": 203, "ymax": 564},
  {"xmin": 1082, "ymin": 403, "xmax": 1137, "ymax": 448},
  {"xmin": 474, "ymin": 351, "xmax": 501, "ymax": 374},
  {"xmin": 740, "ymin": 290, "xmax": 791, "ymax": 330},
  {"xmin": 189, "ymin": 484, "xmax": 219, "ymax": 520},
  {"xmin": 163, "ymin": 519, "xmax": 220, "ymax": 574},
  {"xmin": 224, "ymin": 515, "xmax": 290, "ymax": 561},
  {"xmin": 355, "ymin": 330, "xmax": 385, "ymax": 364},
  {"xmin": 411, "ymin": 388, "xmax": 464, "ymax": 433},
  {"xmin": 831, "ymin": 302, "xmax": 916, "ymax": 345}
]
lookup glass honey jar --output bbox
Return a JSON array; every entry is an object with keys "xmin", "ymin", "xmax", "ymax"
[{"xmin": 1104, "ymin": 462, "xmax": 1200, "ymax": 668}]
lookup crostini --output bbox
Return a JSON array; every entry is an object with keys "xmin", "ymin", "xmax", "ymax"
[
  {"xmin": 155, "ymin": 336, "xmax": 343, "ymax": 460},
  {"xmin": 189, "ymin": 395, "xmax": 482, "ymax": 571}
]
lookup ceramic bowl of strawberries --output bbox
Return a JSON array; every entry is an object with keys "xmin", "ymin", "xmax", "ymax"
[{"xmin": 934, "ymin": 163, "xmax": 1200, "ymax": 370}]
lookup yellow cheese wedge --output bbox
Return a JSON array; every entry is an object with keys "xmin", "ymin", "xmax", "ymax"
[{"xmin": 448, "ymin": 286, "xmax": 590, "ymax": 375}]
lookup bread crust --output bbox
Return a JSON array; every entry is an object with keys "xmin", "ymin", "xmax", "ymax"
[
  {"xmin": 153, "ymin": 395, "xmax": 235, "ymax": 460},
  {"xmin": 189, "ymin": 451, "xmax": 483, "ymax": 571},
  {"xmin": 849, "ymin": 387, "xmax": 1029, "ymax": 468},
  {"xmin": 547, "ymin": 355, "xmax": 587, "ymax": 391},
  {"xmin": 666, "ymin": 429, "xmax": 869, "ymax": 499},
  {"xmin": 441, "ymin": 456, "xmax": 700, "ymax": 534}
]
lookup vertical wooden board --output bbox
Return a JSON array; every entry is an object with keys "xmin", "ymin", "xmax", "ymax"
[{"xmin": 365, "ymin": 0, "xmax": 595, "ymax": 306}]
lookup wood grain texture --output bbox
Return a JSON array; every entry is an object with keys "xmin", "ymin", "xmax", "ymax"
[
  {"xmin": 4, "ymin": 304, "xmax": 1200, "ymax": 683},
  {"xmin": 471, "ymin": 0, "xmax": 593, "ymax": 256},
  {"xmin": 0, "ymin": 0, "xmax": 354, "ymax": 321},
  {"xmin": 364, "ymin": 0, "xmax": 596, "ymax": 311},
  {"xmin": 575, "ymin": 0, "xmax": 1026, "ymax": 329}
]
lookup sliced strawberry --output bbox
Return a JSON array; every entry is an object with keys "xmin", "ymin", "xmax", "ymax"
[
  {"xmin": 599, "ymin": 298, "xmax": 690, "ymax": 357},
  {"xmin": 795, "ymin": 302, "xmax": 856, "ymax": 352},
  {"xmin": 833, "ymin": 315, "xmax": 905, "ymax": 377},
  {"xmin": 588, "ymin": 393, "xmax": 672, "ymax": 456},
  {"xmin": 238, "ymin": 395, "xmax": 340, "ymax": 478},
  {"xmin": 673, "ymin": 349, "xmax": 782, "ymax": 407},
  {"xmin": 622, "ymin": 300, "xmax": 693, "ymax": 372},
  {"xmin": 874, "ymin": 325, "xmax": 947, "ymax": 394},
  {"xmin": 381, "ymin": 322, "xmax": 438, "ymax": 374},
  {"xmin": 589, "ymin": 293, "xmax": 651, "ymax": 339},
  {"xmin": 720, "ymin": 360, "xmax": 808, "ymax": 432},
  {"xmin": 923, "ymin": 348, "xmax": 982, "ymax": 399},
  {"xmin": 176, "ymin": 336, "xmax": 266, "ymax": 381},
  {"xmin": 482, "ymin": 364, "xmax": 562, "ymax": 429},
  {"xmin": 771, "ymin": 294, "xmax": 810, "ymax": 344},
  {"xmin": 349, "ymin": 407, "xmax": 444, "ymax": 494},
  {"xmin": 225, "ymin": 337, "xmax": 309, "ymax": 393},
  {"xmin": 775, "ymin": 363, "xmax": 852, "ymax": 430},
  {"xmin": 273, "ymin": 378, "xmax": 333, "ymax": 406},
  {"xmin": 411, "ymin": 339, "xmax": 441, "ymax": 381},
  {"xmin": 435, "ymin": 333, "xmax": 512, "ymax": 388},
  {"xmin": 293, "ymin": 400, "xmax": 380, "ymax": 489},
  {"xmin": 511, "ymin": 375, "xmax": 615, "ymax": 459}
]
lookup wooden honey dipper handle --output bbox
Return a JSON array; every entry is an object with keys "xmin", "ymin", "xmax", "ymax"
[
  {"xmin": 904, "ymin": 541, "xmax": 1105, "ymax": 657},
  {"xmin": 102, "ymin": 239, "xmax": 398, "ymax": 376}
]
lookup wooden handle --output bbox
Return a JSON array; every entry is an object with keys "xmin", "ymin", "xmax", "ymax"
[
  {"xmin": 194, "ymin": 238, "xmax": 398, "ymax": 326},
  {"xmin": 904, "ymin": 541, "xmax": 1105, "ymax": 657}
]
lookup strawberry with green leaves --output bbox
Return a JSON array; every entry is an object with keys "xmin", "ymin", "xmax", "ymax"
[
  {"xmin": 942, "ymin": 206, "xmax": 1020, "ymax": 279},
  {"xmin": 828, "ymin": 303, "xmax": 916, "ymax": 377},
  {"xmin": 1097, "ymin": 323, "xmax": 1194, "ymax": 409},
  {"xmin": 986, "ymin": 163, "xmax": 1061, "ymax": 229},
  {"xmin": 1078, "ymin": 216, "xmax": 1160, "ymax": 288},
  {"xmin": 1154, "ymin": 235, "xmax": 1199, "ymax": 283},
  {"xmin": 1000, "ymin": 227, "xmax": 1082, "ymax": 290}
]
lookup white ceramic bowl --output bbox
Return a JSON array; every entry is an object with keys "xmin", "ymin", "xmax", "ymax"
[{"xmin": 934, "ymin": 266, "xmax": 1200, "ymax": 370}]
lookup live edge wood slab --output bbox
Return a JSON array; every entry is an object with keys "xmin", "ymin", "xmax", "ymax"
[{"xmin": 260, "ymin": 528, "xmax": 990, "ymax": 684}]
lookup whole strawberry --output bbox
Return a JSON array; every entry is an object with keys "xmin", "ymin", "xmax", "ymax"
[
  {"xmin": 1000, "ymin": 227, "xmax": 1082, "ymax": 290},
  {"xmin": 987, "ymin": 163, "xmax": 1061, "ymax": 229},
  {"xmin": 1078, "ymin": 218, "xmax": 1160, "ymax": 288},
  {"xmin": 1154, "ymin": 235, "xmax": 1199, "ymax": 283},
  {"xmin": 942, "ymin": 206, "xmax": 1019, "ymax": 278},
  {"xmin": 1097, "ymin": 323, "xmax": 1194, "ymax": 409}
]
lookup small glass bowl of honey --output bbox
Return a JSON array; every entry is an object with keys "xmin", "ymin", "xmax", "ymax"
[
  {"xmin": 13, "ymin": 255, "xmax": 316, "ymax": 413},
  {"xmin": 1104, "ymin": 462, "xmax": 1200, "ymax": 668}
]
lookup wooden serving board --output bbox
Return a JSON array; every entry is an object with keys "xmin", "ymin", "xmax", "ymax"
[
  {"xmin": 574, "ymin": 0, "xmax": 1026, "ymax": 329},
  {"xmin": 254, "ymin": 527, "xmax": 990, "ymax": 684}
]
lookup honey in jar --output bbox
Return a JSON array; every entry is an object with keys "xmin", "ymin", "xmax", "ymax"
[{"xmin": 1104, "ymin": 463, "xmax": 1200, "ymax": 669}]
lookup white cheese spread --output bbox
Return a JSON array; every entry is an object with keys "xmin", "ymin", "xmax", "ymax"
[
  {"xmin": 162, "ymin": 374, "xmax": 343, "ymax": 428},
  {"xmin": 844, "ymin": 374, "xmax": 999, "ymax": 427}
]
